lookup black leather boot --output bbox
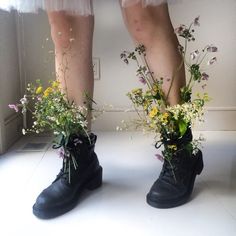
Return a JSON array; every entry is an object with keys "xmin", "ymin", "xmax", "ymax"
[
  {"xmin": 146, "ymin": 129, "xmax": 203, "ymax": 208},
  {"xmin": 33, "ymin": 133, "xmax": 102, "ymax": 219}
]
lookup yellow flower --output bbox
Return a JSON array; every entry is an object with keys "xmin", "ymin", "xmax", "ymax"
[
  {"xmin": 168, "ymin": 144, "xmax": 177, "ymax": 151},
  {"xmin": 162, "ymin": 112, "xmax": 169, "ymax": 119},
  {"xmin": 203, "ymin": 93, "xmax": 210, "ymax": 102},
  {"xmin": 160, "ymin": 112, "xmax": 169, "ymax": 124},
  {"xmin": 36, "ymin": 86, "xmax": 43, "ymax": 94},
  {"xmin": 149, "ymin": 122, "xmax": 156, "ymax": 129},
  {"xmin": 153, "ymin": 85, "xmax": 159, "ymax": 93},
  {"xmin": 149, "ymin": 106, "xmax": 158, "ymax": 118},
  {"xmin": 52, "ymin": 80, "xmax": 60, "ymax": 89},
  {"xmin": 132, "ymin": 88, "xmax": 142, "ymax": 95},
  {"xmin": 43, "ymin": 87, "xmax": 53, "ymax": 97}
]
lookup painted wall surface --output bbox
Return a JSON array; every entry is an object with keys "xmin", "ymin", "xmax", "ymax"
[{"xmin": 0, "ymin": 10, "xmax": 22, "ymax": 153}]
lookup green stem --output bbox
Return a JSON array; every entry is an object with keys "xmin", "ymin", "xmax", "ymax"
[{"xmin": 197, "ymin": 51, "xmax": 208, "ymax": 65}]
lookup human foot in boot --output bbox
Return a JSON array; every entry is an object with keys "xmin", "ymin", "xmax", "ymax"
[
  {"xmin": 146, "ymin": 129, "xmax": 203, "ymax": 208},
  {"xmin": 33, "ymin": 133, "xmax": 102, "ymax": 219}
]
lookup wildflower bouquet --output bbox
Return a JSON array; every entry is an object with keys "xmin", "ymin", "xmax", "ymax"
[
  {"xmin": 9, "ymin": 80, "xmax": 90, "ymax": 177},
  {"xmin": 121, "ymin": 17, "xmax": 217, "ymax": 162}
]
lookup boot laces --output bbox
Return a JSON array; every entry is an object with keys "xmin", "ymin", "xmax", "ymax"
[
  {"xmin": 55, "ymin": 155, "xmax": 78, "ymax": 184},
  {"xmin": 161, "ymin": 158, "xmax": 182, "ymax": 182}
]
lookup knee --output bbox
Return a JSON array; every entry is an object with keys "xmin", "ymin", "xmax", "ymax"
[
  {"xmin": 47, "ymin": 12, "xmax": 75, "ymax": 49},
  {"xmin": 123, "ymin": 5, "xmax": 172, "ymax": 44},
  {"xmin": 126, "ymin": 14, "xmax": 157, "ymax": 44}
]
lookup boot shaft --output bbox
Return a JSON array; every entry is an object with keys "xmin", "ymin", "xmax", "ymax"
[{"xmin": 66, "ymin": 133, "xmax": 97, "ymax": 164}]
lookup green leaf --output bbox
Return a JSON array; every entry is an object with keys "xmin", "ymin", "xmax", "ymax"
[
  {"xmin": 180, "ymin": 86, "xmax": 192, "ymax": 103},
  {"xmin": 178, "ymin": 120, "xmax": 187, "ymax": 136}
]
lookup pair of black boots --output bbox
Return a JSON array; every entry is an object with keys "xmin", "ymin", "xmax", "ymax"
[{"xmin": 33, "ymin": 130, "xmax": 203, "ymax": 219}]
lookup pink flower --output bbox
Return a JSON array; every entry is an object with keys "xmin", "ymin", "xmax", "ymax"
[
  {"xmin": 58, "ymin": 148, "xmax": 65, "ymax": 158},
  {"xmin": 174, "ymin": 24, "xmax": 186, "ymax": 35},
  {"xmin": 201, "ymin": 72, "xmax": 209, "ymax": 80},
  {"xmin": 8, "ymin": 104, "xmax": 19, "ymax": 112},
  {"xmin": 139, "ymin": 77, "xmax": 147, "ymax": 85},
  {"xmin": 194, "ymin": 16, "xmax": 200, "ymax": 26},
  {"xmin": 208, "ymin": 57, "xmax": 217, "ymax": 65},
  {"xmin": 155, "ymin": 154, "xmax": 164, "ymax": 162}
]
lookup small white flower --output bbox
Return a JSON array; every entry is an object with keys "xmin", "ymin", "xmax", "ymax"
[
  {"xmin": 190, "ymin": 50, "xmax": 199, "ymax": 60},
  {"xmin": 20, "ymin": 97, "xmax": 28, "ymax": 105},
  {"xmin": 116, "ymin": 126, "xmax": 122, "ymax": 131},
  {"xmin": 22, "ymin": 128, "xmax": 26, "ymax": 135}
]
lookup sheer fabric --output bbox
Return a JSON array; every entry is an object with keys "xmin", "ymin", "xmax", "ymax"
[
  {"xmin": 0, "ymin": 0, "xmax": 93, "ymax": 15},
  {"xmin": 0, "ymin": 0, "xmax": 177, "ymax": 15}
]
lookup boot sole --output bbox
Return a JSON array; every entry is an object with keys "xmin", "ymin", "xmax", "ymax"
[
  {"xmin": 146, "ymin": 151, "xmax": 203, "ymax": 209},
  {"xmin": 33, "ymin": 166, "xmax": 103, "ymax": 219}
]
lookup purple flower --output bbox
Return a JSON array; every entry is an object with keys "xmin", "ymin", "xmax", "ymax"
[
  {"xmin": 155, "ymin": 154, "xmax": 164, "ymax": 162},
  {"xmin": 194, "ymin": 16, "xmax": 200, "ymax": 26},
  {"xmin": 190, "ymin": 50, "xmax": 199, "ymax": 60},
  {"xmin": 8, "ymin": 104, "xmax": 19, "ymax": 112},
  {"xmin": 201, "ymin": 72, "xmax": 209, "ymax": 80},
  {"xmin": 120, "ymin": 52, "xmax": 129, "ymax": 64},
  {"xmin": 178, "ymin": 45, "xmax": 184, "ymax": 54},
  {"xmin": 174, "ymin": 24, "xmax": 186, "ymax": 35},
  {"xmin": 124, "ymin": 59, "xmax": 129, "ymax": 64},
  {"xmin": 208, "ymin": 57, "xmax": 217, "ymax": 65},
  {"xmin": 207, "ymin": 45, "xmax": 218, "ymax": 52},
  {"xmin": 58, "ymin": 148, "xmax": 65, "ymax": 158},
  {"xmin": 139, "ymin": 77, "xmax": 147, "ymax": 85},
  {"xmin": 120, "ymin": 52, "xmax": 126, "ymax": 59}
]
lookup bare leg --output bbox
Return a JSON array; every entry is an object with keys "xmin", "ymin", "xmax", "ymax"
[
  {"xmin": 33, "ymin": 10, "xmax": 102, "ymax": 220},
  {"xmin": 47, "ymin": 11, "xmax": 94, "ymax": 126},
  {"xmin": 121, "ymin": 3, "xmax": 185, "ymax": 105}
]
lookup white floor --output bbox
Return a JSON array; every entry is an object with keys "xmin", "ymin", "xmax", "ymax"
[{"xmin": 0, "ymin": 131, "xmax": 236, "ymax": 236}]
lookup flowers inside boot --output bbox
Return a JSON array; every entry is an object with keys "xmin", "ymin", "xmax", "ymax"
[{"xmin": 120, "ymin": 16, "xmax": 217, "ymax": 208}]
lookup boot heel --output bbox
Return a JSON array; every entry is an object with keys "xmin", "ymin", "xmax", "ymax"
[
  {"xmin": 195, "ymin": 151, "xmax": 204, "ymax": 175},
  {"xmin": 86, "ymin": 167, "xmax": 103, "ymax": 190}
]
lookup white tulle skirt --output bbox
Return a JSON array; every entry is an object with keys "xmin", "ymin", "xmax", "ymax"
[{"xmin": 0, "ymin": 0, "xmax": 175, "ymax": 15}]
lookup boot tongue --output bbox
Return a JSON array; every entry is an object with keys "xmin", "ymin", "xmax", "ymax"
[{"xmin": 55, "ymin": 133, "xmax": 97, "ymax": 184}]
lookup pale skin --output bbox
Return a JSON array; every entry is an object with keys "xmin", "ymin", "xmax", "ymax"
[{"xmin": 47, "ymin": 2, "xmax": 186, "ymax": 127}]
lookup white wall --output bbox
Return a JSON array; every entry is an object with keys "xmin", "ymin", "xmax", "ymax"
[
  {"xmin": 0, "ymin": 10, "xmax": 22, "ymax": 154},
  {"xmin": 15, "ymin": 0, "xmax": 236, "ymax": 131}
]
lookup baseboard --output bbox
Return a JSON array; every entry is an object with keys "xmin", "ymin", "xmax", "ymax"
[
  {"xmin": 1, "ymin": 113, "xmax": 23, "ymax": 154},
  {"xmin": 92, "ymin": 107, "xmax": 236, "ymax": 132}
]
